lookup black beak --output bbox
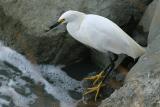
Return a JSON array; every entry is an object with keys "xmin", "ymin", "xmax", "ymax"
[{"xmin": 45, "ymin": 21, "xmax": 61, "ymax": 32}]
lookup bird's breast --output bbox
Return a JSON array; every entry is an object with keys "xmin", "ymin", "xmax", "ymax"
[{"xmin": 67, "ymin": 22, "xmax": 94, "ymax": 47}]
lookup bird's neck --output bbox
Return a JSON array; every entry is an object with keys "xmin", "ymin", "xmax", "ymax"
[{"xmin": 67, "ymin": 15, "xmax": 85, "ymax": 36}]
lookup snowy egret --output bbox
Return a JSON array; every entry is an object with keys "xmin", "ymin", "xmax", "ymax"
[{"xmin": 46, "ymin": 10, "xmax": 145, "ymax": 101}]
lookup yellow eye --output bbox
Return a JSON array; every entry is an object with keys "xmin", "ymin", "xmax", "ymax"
[{"xmin": 58, "ymin": 19, "xmax": 65, "ymax": 23}]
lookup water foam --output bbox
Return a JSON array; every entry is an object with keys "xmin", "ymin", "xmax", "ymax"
[
  {"xmin": 0, "ymin": 86, "xmax": 37, "ymax": 107},
  {"xmin": 0, "ymin": 42, "xmax": 82, "ymax": 107},
  {"xmin": 0, "ymin": 98, "xmax": 9, "ymax": 106},
  {"xmin": 39, "ymin": 65, "xmax": 83, "ymax": 92}
]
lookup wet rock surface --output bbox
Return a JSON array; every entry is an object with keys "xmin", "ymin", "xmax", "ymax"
[{"xmin": 0, "ymin": 43, "xmax": 83, "ymax": 107}]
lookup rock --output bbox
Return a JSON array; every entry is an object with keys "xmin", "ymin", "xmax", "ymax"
[
  {"xmin": 0, "ymin": 0, "xmax": 152, "ymax": 65},
  {"xmin": 148, "ymin": 0, "xmax": 160, "ymax": 43},
  {"xmin": 134, "ymin": 0, "xmax": 157, "ymax": 47},
  {"xmin": 100, "ymin": 0, "xmax": 160, "ymax": 107},
  {"xmin": 0, "ymin": 2, "xmax": 87, "ymax": 65},
  {"xmin": 139, "ymin": 0, "xmax": 157, "ymax": 33},
  {"xmin": 130, "ymin": 0, "xmax": 156, "ymax": 48}
]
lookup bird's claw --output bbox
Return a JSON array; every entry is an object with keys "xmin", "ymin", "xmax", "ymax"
[
  {"xmin": 83, "ymin": 71, "xmax": 105, "ymax": 85},
  {"xmin": 83, "ymin": 63, "xmax": 115, "ymax": 101},
  {"xmin": 83, "ymin": 81, "xmax": 105, "ymax": 101}
]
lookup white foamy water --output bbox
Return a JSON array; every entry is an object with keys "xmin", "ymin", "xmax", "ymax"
[
  {"xmin": 0, "ymin": 86, "xmax": 37, "ymax": 107},
  {"xmin": 0, "ymin": 42, "xmax": 83, "ymax": 107},
  {"xmin": 39, "ymin": 65, "xmax": 83, "ymax": 93},
  {"xmin": 0, "ymin": 98, "xmax": 9, "ymax": 107}
]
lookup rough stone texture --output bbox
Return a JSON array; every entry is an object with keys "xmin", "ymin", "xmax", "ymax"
[
  {"xmin": 0, "ymin": 0, "xmax": 152, "ymax": 65},
  {"xmin": 139, "ymin": 0, "xmax": 157, "ymax": 33},
  {"xmin": 100, "ymin": 0, "xmax": 160, "ymax": 107},
  {"xmin": 148, "ymin": 0, "xmax": 160, "ymax": 43}
]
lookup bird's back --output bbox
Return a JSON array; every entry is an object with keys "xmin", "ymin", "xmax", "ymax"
[{"xmin": 72, "ymin": 14, "xmax": 145, "ymax": 58}]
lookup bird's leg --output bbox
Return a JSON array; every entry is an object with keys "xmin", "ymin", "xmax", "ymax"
[
  {"xmin": 83, "ymin": 53, "xmax": 118, "ymax": 101},
  {"xmin": 102, "ymin": 53, "xmax": 118, "ymax": 80}
]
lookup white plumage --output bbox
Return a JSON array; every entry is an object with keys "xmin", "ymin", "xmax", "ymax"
[{"xmin": 58, "ymin": 10, "xmax": 145, "ymax": 59}]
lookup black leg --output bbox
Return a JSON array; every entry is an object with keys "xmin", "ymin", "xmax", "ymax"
[
  {"xmin": 113, "ymin": 54, "xmax": 118, "ymax": 62},
  {"xmin": 102, "ymin": 53, "xmax": 118, "ymax": 82}
]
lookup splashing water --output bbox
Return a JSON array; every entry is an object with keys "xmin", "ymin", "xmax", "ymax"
[{"xmin": 0, "ymin": 42, "xmax": 83, "ymax": 107}]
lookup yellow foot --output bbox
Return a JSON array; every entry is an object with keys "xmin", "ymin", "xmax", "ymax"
[
  {"xmin": 83, "ymin": 71, "xmax": 105, "ymax": 85},
  {"xmin": 83, "ymin": 81, "xmax": 105, "ymax": 101}
]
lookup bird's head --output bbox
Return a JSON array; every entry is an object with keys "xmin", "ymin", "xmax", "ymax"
[{"xmin": 46, "ymin": 10, "xmax": 85, "ymax": 32}]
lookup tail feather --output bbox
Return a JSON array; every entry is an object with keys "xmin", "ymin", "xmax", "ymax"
[{"xmin": 130, "ymin": 42, "xmax": 146, "ymax": 59}]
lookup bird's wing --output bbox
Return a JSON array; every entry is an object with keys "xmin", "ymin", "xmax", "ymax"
[{"xmin": 79, "ymin": 14, "xmax": 131, "ymax": 55}]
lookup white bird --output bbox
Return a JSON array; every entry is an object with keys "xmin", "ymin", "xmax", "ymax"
[{"xmin": 46, "ymin": 10, "xmax": 145, "ymax": 101}]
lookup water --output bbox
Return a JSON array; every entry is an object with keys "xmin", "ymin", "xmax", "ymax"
[{"xmin": 0, "ymin": 42, "xmax": 83, "ymax": 107}]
